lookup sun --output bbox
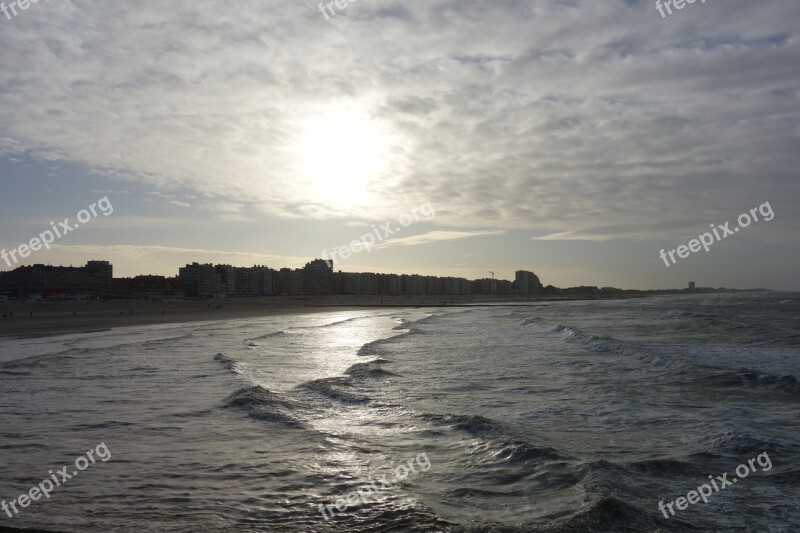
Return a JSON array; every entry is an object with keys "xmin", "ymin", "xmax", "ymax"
[{"xmin": 290, "ymin": 105, "xmax": 400, "ymax": 211}]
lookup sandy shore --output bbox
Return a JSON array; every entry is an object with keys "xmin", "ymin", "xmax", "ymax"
[
  {"xmin": 0, "ymin": 293, "xmax": 630, "ymax": 339},
  {"xmin": 0, "ymin": 295, "xmax": 490, "ymax": 338}
]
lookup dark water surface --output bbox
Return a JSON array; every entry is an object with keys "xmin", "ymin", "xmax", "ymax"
[{"xmin": 1, "ymin": 293, "xmax": 798, "ymax": 532}]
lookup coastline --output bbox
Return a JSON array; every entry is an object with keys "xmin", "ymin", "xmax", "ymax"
[
  {"xmin": 0, "ymin": 295, "xmax": 493, "ymax": 339},
  {"xmin": 0, "ymin": 294, "xmax": 634, "ymax": 339},
  {"xmin": 0, "ymin": 289, "xmax": 764, "ymax": 339}
]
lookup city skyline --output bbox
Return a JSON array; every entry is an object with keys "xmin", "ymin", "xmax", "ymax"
[{"xmin": 1, "ymin": 256, "xmax": 760, "ymax": 303}]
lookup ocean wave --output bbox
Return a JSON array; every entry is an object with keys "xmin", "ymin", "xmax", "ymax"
[
  {"xmin": 141, "ymin": 333, "xmax": 193, "ymax": 347},
  {"xmin": 0, "ymin": 369, "xmax": 31, "ymax": 376},
  {"xmin": 421, "ymin": 413, "xmax": 507, "ymax": 438},
  {"xmin": 320, "ymin": 316, "xmax": 365, "ymax": 328},
  {"xmin": 357, "ymin": 331, "xmax": 419, "ymax": 357},
  {"xmin": 551, "ymin": 325, "xmax": 683, "ymax": 368},
  {"xmin": 345, "ymin": 360, "xmax": 399, "ymax": 379},
  {"xmin": 768, "ymin": 468, "xmax": 800, "ymax": 485},
  {"xmin": 625, "ymin": 458, "xmax": 703, "ymax": 477},
  {"xmin": 659, "ymin": 310, "xmax": 711, "ymax": 319},
  {"xmin": 0, "ymin": 348, "xmax": 82, "ymax": 369},
  {"xmin": 223, "ymin": 385, "xmax": 304, "ymax": 427},
  {"xmin": 520, "ymin": 317, "xmax": 543, "ymax": 326},
  {"xmin": 552, "ymin": 325, "xmax": 635, "ymax": 355},
  {"xmin": 247, "ymin": 330, "xmax": 287, "ymax": 341},
  {"xmin": 701, "ymin": 431, "xmax": 787, "ymax": 455},
  {"xmin": 689, "ymin": 370, "xmax": 800, "ymax": 396},
  {"xmin": 412, "ymin": 314, "xmax": 439, "ymax": 325},
  {"xmin": 297, "ymin": 377, "xmax": 370, "ymax": 403},
  {"xmin": 419, "ymin": 413, "xmax": 562, "ymax": 464},
  {"xmin": 214, "ymin": 352, "xmax": 242, "ymax": 375},
  {"xmin": 544, "ymin": 494, "xmax": 681, "ymax": 533},
  {"xmin": 490, "ymin": 440, "xmax": 563, "ymax": 466}
]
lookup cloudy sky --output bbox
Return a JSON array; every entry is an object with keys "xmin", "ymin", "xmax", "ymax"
[{"xmin": 1, "ymin": 0, "xmax": 798, "ymax": 289}]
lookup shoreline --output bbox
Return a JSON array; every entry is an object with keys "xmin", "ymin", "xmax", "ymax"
[
  {"xmin": 0, "ymin": 294, "xmax": 636, "ymax": 339},
  {"xmin": 0, "ymin": 290, "xmax": 763, "ymax": 339}
]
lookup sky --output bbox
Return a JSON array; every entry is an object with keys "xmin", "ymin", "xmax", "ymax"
[{"xmin": 0, "ymin": 0, "xmax": 798, "ymax": 290}]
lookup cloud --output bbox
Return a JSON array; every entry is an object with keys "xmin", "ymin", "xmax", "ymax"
[
  {"xmin": 371, "ymin": 230, "xmax": 505, "ymax": 250},
  {"xmin": 28, "ymin": 244, "xmax": 311, "ymax": 277},
  {"xmin": 0, "ymin": 0, "xmax": 797, "ymax": 243}
]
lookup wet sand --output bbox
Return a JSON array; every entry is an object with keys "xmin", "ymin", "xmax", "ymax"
[{"xmin": 0, "ymin": 295, "xmax": 485, "ymax": 338}]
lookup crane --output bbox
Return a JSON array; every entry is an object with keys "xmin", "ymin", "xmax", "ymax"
[{"xmin": 488, "ymin": 271, "xmax": 495, "ymax": 279}]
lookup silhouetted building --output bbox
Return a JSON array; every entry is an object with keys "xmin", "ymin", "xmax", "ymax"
[
  {"xmin": 291, "ymin": 269, "xmax": 305, "ymax": 296},
  {"xmin": 179, "ymin": 263, "xmax": 215, "ymax": 297},
  {"xmin": 113, "ymin": 275, "xmax": 184, "ymax": 300},
  {"xmin": 278, "ymin": 268, "xmax": 293, "ymax": 296},
  {"xmin": 304, "ymin": 259, "xmax": 333, "ymax": 295},
  {"xmin": 341, "ymin": 272, "xmax": 378, "ymax": 295},
  {"xmin": 515, "ymin": 270, "xmax": 543, "ymax": 294},
  {"xmin": 0, "ymin": 261, "xmax": 113, "ymax": 298},
  {"xmin": 378, "ymin": 273, "xmax": 402, "ymax": 295},
  {"xmin": 232, "ymin": 266, "xmax": 263, "ymax": 297},
  {"xmin": 402, "ymin": 274, "xmax": 424, "ymax": 295},
  {"xmin": 215, "ymin": 265, "xmax": 238, "ymax": 297}
]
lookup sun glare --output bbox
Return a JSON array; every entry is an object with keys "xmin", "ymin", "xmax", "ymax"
[{"xmin": 291, "ymin": 106, "xmax": 399, "ymax": 211}]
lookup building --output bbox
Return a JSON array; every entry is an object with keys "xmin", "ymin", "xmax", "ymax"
[
  {"xmin": 237, "ymin": 265, "xmax": 275, "ymax": 297},
  {"xmin": 303, "ymin": 259, "xmax": 333, "ymax": 295},
  {"xmin": 341, "ymin": 272, "xmax": 378, "ymax": 295},
  {"xmin": 402, "ymin": 274, "xmax": 424, "ymax": 295},
  {"xmin": 688, "ymin": 281, "xmax": 696, "ymax": 290},
  {"xmin": 278, "ymin": 268, "xmax": 293, "ymax": 296},
  {"xmin": 0, "ymin": 261, "xmax": 114, "ymax": 299},
  {"xmin": 378, "ymin": 273, "xmax": 402, "ymax": 295},
  {"xmin": 515, "ymin": 270, "xmax": 543, "ymax": 294},
  {"xmin": 215, "ymin": 265, "xmax": 238, "ymax": 297},
  {"xmin": 178, "ymin": 263, "xmax": 216, "ymax": 297},
  {"xmin": 85, "ymin": 261, "xmax": 113, "ymax": 296},
  {"xmin": 113, "ymin": 275, "xmax": 185, "ymax": 300},
  {"xmin": 291, "ymin": 269, "xmax": 305, "ymax": 296}
]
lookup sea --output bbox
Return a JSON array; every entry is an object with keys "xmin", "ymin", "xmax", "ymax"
[{"xmin": 0, "ymin": 292, "xmax": 798, "ymax": 532}]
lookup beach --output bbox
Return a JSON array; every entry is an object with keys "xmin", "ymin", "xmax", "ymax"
[
  {"xmin": 0, "ymin": 294, "xmax": 607, "ymax": 338},
  {"xmin": 0, "ymin": 296, "xmax": 466, "ymax": 338}
]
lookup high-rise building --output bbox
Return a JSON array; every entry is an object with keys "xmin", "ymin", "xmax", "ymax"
[
  {"xmin": 179, "ymin": 263, "xmax": 215, "ymax": 297},
  {"xmin": 303, "ymin": 259, "xmax": 333, "ymax": 295},
  {"xmin": 291, "ymin": 269, "xmax": 305, "ymax": 296},
  {"xmin": 515, "ymin": 270, "xmax": 543, "ymax": 294},
  {"xmin": 341, "ymin": 272, "xmax": 378, "ymax": 295},
  {"xmin": 215, "ymin": 265, "xmax": 237, "ymax": 297},
  {"xmin": 278, "ymin": 268, "xmax": 293, "ymax": 296},
  {"xmin": 0, "ymin": 261, "xmax": 114, "ymax": 298},
  {"xmin": 85, "ymin": 260, "xmax": 113, "ymax": 296}
]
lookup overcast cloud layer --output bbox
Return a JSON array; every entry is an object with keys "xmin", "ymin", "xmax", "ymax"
[{"xmin": 1, "ymin": 0, "xmax": 798, "ymax": 287}]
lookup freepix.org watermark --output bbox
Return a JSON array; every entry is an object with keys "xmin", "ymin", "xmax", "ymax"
[
  {"xmin": 1, "ymin": 0, "xmax": 49, "ymax": 22},
  {"xmin": 1, "ymin": 196, "xmax": 114, "ymax": 269},
  {"xmin": 655, "ymin": 0, "xmax": 706, "ymax": 19},
  {"xmin": 319, "ymin": 452, "xmax": 431, "ymax": 521},
  {"xmin": 659, "ymin": 201, "xmax": 774, "ymax": 268},
  {"xmin": 658, "ymin": 451, "xmax": 771, "ymax": 519},
  {"xmin": 318, "ymin": 0, "xmax": 357, "ymax": 21},
  {"xmin": 321, "ymin": 202, "xmax": 435, "ymax": 267},
  {"xmin": 1, "ymin": 442, "xmax": 111, "ymax": 519}
]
